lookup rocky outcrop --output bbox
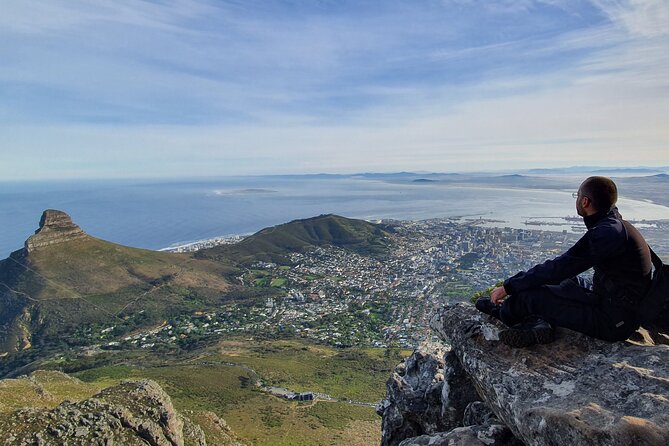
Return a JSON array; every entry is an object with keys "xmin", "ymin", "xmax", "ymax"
[
  {"xmin": 379, "ymin": 342, "xmax": 519, "ymax": 446},
  {"xmin": 377, "ymin": 342, "xmax": 447, "ymax": 445},
  {"xmin": 24, "ymin": 209, "xmax": 88, "ymax": 253},
  {"xmin": 0, "ymin": 379, "xmax": 207, "ymax": 445},
  {"xmin": 380, "ymin": 302, "xmax": 669, "ymax": 446},
  {"xmin": 398, "ymin": 422, "xmax": 521, "ymax": 446}
]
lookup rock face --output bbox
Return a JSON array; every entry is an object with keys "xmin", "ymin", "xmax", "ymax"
[
  {"xmin": 0, "ymin": 379, "xmax": 207, "ymax": 445},
  {"xmin": 397, "ymin": 422, "xmax": 521, "ymax": 446},
  {"xmin": 379, "ymin": 342, "xmax": 519, "ymax": 446},
  {"xmin": 24, "ymin": 209, "xmax": 88, "ymax": 253},
  {"xmin": 380, "ymin": 302, "xmax": 669, "ymax": 446},
  {"xmin": 432, "ymin": 303, "xmax": 669, "ymax": 445},
  {"xmin": 377, "ymin": 342, "xmax": 453, "ymax": 445}
]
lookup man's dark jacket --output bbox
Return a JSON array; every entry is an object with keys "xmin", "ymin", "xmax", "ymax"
[{"xmin": 503, "ymin": 206, "xmax": 652, "ymax": 305}]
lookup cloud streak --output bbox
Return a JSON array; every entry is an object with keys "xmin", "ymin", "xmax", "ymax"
[{"xmin": 0, "ymin": 0, "xmax": 667, "ymax": 179}]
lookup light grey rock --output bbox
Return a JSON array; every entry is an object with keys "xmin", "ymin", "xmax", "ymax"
[
  {"xmin": 74, "ymin": 426, "xmax": 89, "ymax": 437},
  {"xmin": 430, "ymin": 302, "xmax": 669, "ymax": 446},
  {"xmin": 398, "ymin": 423, "xmax": 521, "ymax": 446},
  {"xmin": 181, "ymin": 415, "xmax": 207, "ymax": 446}
]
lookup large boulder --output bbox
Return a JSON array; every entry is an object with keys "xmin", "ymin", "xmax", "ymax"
[
  {"xmin": 398, "ymin": 401, "xmax": 522, "ymax": 446},
  {"xmin": 429, "ymin": 303, "xmax": 669, "ymax": 446},
  {"xmin": 398, "ymin": 424, "xmax": 520, "ymax": 446}
]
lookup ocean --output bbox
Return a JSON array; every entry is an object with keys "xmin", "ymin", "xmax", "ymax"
[{"xmin": 2, "ymin": 175, "xmax": 669, "ymax": 258}]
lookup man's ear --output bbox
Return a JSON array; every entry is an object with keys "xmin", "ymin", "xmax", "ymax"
[{"xmin": 582, "ymin": 196, "xmax": 593, "ymax": 209}]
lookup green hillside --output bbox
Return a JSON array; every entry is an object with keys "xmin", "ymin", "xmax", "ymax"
[
  {"xmin": 0, "ymin": 236, "xmax": 237, "ymax": 354},
  {"xmin": 0, "ymin": 212, "xmax": 392, "ymax": 356},
  {"xmin": 197, "ymin": 214, "xmax": 392, "ymax": 265},
  {"xmin": 0, "ymin": 209, "xmax": 241, "ymax": 355}
]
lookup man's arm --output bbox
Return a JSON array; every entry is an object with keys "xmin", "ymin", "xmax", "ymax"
[
  {"xmin": 490, "ymin": 249, "xmax": 594, "ymax": 304},
  {"xmin": 500, "ymin": 225, "xmax": 624, "ymax": 296},
  {"xmin": 503, "ymin": 250, "xmax": 592, "ymax": 295},
  {"xmin": 490, "ymin": 250, "xmax": 590, "ymax": 304}
]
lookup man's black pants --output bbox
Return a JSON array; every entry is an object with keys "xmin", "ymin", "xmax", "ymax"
[{"xmin": 499, "ymin": 276, "xmax": 638, "ymax": 341}]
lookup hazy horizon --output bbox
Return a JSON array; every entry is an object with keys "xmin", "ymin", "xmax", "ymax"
[{"xmin": 0, "ymin": 165, "xmax": 668, "ymax": 183}]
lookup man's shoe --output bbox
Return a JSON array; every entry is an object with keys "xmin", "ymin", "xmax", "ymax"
[
  {"xmin": 499, "ymin": 317, "xmax": 554, "ymax": 348},
  {"xmin": 475, "ymin": 297, "xmax": 502, "ymax": 321}
]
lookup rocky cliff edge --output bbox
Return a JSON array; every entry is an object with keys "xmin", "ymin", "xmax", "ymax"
[
  {"xmin": 24, "ymin": 209, "xmax": 88, "ymax": 253},
  {"xmin": 378, "ymin": 302, "xmax": 669, "ymax": 446}
]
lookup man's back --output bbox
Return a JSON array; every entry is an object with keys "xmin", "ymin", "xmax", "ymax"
[{"xmin": 584, "ymin": 208, "xmax": 652, "ymax": 304}]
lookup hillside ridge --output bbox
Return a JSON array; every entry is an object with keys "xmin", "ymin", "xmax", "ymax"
[
  {"xmin": 197, "ymin": 213, "xmax": 392, "ymax": 265},
  {"xmin": 0, "ymin": 210, "xmax": 234, "ymax": 355}
]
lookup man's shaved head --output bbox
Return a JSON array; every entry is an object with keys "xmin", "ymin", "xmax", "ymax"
[{"xmin": 579, "ymin": 176, "xmax": 618, "ymax": 212}]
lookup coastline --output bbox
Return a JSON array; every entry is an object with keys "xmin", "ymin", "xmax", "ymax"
[
  {"xmin": 3, "ymin": 177, "xmax": 669, "ymax": 259},
  {"xmin": 159, "ymin": 234, "xmax": 250, "ymax": 253}
]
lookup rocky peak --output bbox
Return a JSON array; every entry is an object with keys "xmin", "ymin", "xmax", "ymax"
[
  {"xmin": 0, "ymin": 372, "xmax": 246, "ymax": 445},
  {"xmin": 24, "ymin": 209, "xmax": 88, "ymax": 253},
  {"xmin": 379, "ymin": 303, "xmax": 669, "ymax": 446}
]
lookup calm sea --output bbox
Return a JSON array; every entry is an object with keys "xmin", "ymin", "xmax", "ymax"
[{"xmin": 2, "ymin": 176, "xmax": 669, "ymax": 258}]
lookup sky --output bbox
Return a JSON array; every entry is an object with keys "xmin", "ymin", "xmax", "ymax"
[{"xmin": 1, "ymin": 0, "xmax": 668, "ymax": 180}]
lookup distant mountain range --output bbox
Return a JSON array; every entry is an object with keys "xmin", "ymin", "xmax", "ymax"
[
  {"xmin": 345, "ymin": 166, "xmax": 669, "ymax": 178},
  {"xmin": 522, "ymin": 166, "xmax": 668, "ymax": 175},
  {"xmin": 0, "ymin": 210, "xmax": 391, "ymax": 356}
]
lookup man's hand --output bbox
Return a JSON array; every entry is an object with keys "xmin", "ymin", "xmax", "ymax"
[{"xmin": 490, "ymin": 286, "xmax": 508, "ymax": 305}]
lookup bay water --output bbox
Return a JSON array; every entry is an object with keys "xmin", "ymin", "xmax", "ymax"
[{"xmin": 2, "ymin": 175, "xmax": 669, "ymax": 258}]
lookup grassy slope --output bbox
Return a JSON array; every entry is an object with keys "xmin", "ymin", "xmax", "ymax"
[
  {"xmin": 213, "ymin": 339, "xmax": 408, "ymax": 401},
  {"xmin": 0, "ymin": 236, "xmax": 236, "ymax": 351},
  {"xmin": 22, "ymin": 236, "xmax": 231, "ymax": 298},
  {"xmin": 0, "ymin": 370, "xmax": 104, "ymax": 413},
  {"xmin": 67, "ymin": 338, "xmax": 407, "ymax": 445}
]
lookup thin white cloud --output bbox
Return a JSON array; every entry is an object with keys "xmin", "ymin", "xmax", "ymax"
[
  {"xmin": 0, "ymin": 0, "xmax": 216, "ymax": 34},
  {"xmin": 591, "ymin": 0, "xmax": 669, "ymax": 37},
  {"xmin": 0, "ymin": 0, "xmax": 667, "ymax": 180}
]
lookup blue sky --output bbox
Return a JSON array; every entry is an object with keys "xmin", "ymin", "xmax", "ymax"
[{"xmin": 1, "ymin": 0, "xmax": 668, "ymax": 180}]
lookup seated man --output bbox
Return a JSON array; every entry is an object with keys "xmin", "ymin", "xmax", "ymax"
[{"xmin": 476, "ymin": 176, "xmax": 653, "ymax": 347}]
